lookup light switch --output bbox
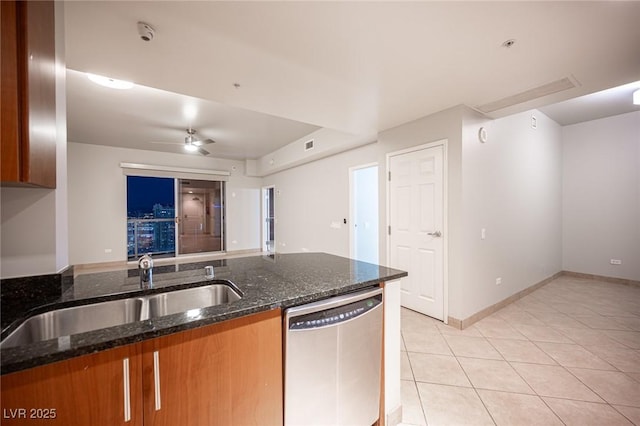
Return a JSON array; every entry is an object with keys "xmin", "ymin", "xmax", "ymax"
[{"xmin": 481, "ymin": 228, "xmax": 486, "ymax": 240}]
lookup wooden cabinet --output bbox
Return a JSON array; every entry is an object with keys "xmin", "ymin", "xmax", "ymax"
[
  {"xmin": 142, "ymin": 309, "xmax": 283, "ymax": 426},
  {"xmin": 1, "ymin": 309, "xmax": 283, "ymax": 426},
  {"xmin": 1, "ymin": 0, "xmax": 57, "ymax": 188},
  {"xmin": 1, "ymin": 344, "xmax": 143, "ymax": 426}
]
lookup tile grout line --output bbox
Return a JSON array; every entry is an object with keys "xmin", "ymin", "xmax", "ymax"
[
  {"xmin": 510, "ymin": 301, "xmax": 617, "ymax": 424},
  {"xmin": 401, "ymin": 329, "xmax": 428, "ymax": 425},
  {"xmin": 399, "ymin": 278, "xmax": 640, "ymax": 425},
  {"xmin": 481, "ymin": 328, "xmax": 568, "ymax": 425},
  {"xmin": 409, "ymin": 379, "xmax": 429, "ymax": 426},
  {"xmin": 525, "ymin": 297, "xmax": 640, "ymax": 421},
  {"xmin": 437, "ymin": 321, "xmax": 498, "ymax": 426}
]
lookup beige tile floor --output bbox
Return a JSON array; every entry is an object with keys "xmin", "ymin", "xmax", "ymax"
[{"xmin": 399, "ymin": 275, "xmax": 640, "ymax": 426}]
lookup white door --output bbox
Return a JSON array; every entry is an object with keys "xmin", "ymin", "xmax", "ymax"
[{"xmin": 389, "ymin": 145, "xmax": 444, "ymax": 320}]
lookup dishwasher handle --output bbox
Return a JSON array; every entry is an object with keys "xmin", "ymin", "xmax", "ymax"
[{"xmin": 287, "ymin": 290, "xmax": 382, "ymax": 330}]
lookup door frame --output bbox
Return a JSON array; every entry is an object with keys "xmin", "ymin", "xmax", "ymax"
[
  {"xmin": 349, "ymin": 162, "xmax": 379, "ymax": 262},
  {"xmin": 174, "ymin": 179, "xmax": 180, "ymax": 256},
  {"xmin": 175, "ymin": 179, "xmax": 226, "ymax": 257},
  {"xmin": 385, "ymin": 139, "xmax": 449, "ymax": 324},
  {"xmin": 262, "ymin": 185, "xmax": 276, "ymax": 253}
]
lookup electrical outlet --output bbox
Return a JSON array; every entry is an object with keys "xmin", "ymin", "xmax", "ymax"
[
  {"xmin": 610, "ymin": 259, "xmax": 622, "ymax": 265},
  {"xmin": 496, "ymin": 277, "xmax": 502, "ymax": 285},
  {"xmin": 481, "ymin": 228, "xmax": 486, "ymax": 240}
]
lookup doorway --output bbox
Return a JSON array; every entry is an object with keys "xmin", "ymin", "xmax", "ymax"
[
  {"xmin": 176, "ymin": 179, "xmax": 224, "ymax": 255},
  {"xmin": 350, "ymin": 164, "xmax": 379, "ymax": 264},
  {"xmin": 262, "ymin": 186, "xmax": 275, "ymax": 253},
  {"xmin": 388, "ymin": 142, "xmax": 446, "ymax": 321}
]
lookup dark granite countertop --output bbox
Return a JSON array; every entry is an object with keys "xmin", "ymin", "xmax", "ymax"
[{"xmin": 1, "ymin": 253, "xmax": 407, "ymax": 374}]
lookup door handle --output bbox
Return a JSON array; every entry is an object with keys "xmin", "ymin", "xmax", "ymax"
[
  {"xmin": 153, "ymin": 350, "xmax": 162, "ymax": 411},
  {"xmin": 123, "ymin": 358, "xmax": 131, "ymax": 422},
  {"xmin": 428, "ymin": 231, "xmax": 442, "ymax": 237}
]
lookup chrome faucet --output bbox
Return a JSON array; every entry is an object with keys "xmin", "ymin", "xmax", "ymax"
[{"xmin": 138, "ymin": 254, "xmax": 154, "ymax": 288}]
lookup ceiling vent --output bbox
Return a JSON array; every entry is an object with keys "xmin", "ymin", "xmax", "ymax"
[
  {"xmin": 304, "ymin": 139, "xmax": 314, "ymax": 151},
  {"xmin": 476, "ymin": 77, "xmax": 577, "ymax": 114}
]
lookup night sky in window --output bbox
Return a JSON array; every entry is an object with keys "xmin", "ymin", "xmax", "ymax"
[{"xmin": 127, "ymin": 176, "xmax": 174, "ymax": 218}]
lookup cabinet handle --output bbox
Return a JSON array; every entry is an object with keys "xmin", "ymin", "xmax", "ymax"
[
  {"xmin": 153, "ymin": 350, "xmax": 162, "ymax": 411},
  {"xmin": 123, "ymin": 358, "xmax": 131, "ymax": 422}
]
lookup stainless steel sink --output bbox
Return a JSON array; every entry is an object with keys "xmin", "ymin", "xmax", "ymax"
[
  {"xmin": 0, "ymin": 298, "xmax": 144, "ymax": 349},
  {"xmin": 146, "ymin": 284, "xmax": 242, "ymax": 318},
  {"xmin": 1, "ymin": 283, "xmax": 242, "ymax": 349}
]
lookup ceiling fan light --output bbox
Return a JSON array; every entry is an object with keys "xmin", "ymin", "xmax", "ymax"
[
  {"xmin": 184, "ymin": 143, "xmax": 198, "ymax": 152},
  {"xmin": 634, "ymin": 89, "xmax": 640, "ymax": 105}
]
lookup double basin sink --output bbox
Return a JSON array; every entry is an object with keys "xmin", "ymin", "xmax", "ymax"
[{"xmin": 1, "ymin": 283, "xmax": 242, "ymax": 349}]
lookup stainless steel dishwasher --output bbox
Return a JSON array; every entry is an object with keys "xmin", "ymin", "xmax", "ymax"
[{"xmin": 284, "ymin": 287, "xmax": 383, "ymax": 426}]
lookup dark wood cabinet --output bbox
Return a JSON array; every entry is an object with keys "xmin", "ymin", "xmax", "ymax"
[
  {"xmin": 1, "ymin": 0, "xmax": 57, "ymax": 188},
  {"xmin": 1, "ymin": 310, "xmax": 283, "ymax": 426}
]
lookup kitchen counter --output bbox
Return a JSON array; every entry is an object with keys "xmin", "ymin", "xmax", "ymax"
[{"xmin": 0, "ymin": 253, "xmax": 407, "ymax": 374}]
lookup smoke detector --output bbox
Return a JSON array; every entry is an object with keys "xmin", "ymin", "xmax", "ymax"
[{"xmin": 137, "ymin": 22, "xmax": 155, "ymax": 42}]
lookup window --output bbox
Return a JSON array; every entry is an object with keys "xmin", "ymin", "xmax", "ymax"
[
  {"xmin": 126, "ymin": 176, "xmax": 226, "ymax": 259},
  {"xmin": 127, "ymin": 176, "xmax": 176, "ymax": 259}
]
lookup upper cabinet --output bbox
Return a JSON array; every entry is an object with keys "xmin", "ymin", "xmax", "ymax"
[{"xmin": 1, "ymin": 0, "xmax": 57, "ymax": 189}]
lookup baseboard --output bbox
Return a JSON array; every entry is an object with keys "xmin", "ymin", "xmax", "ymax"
[
  {"xmin": 386, "ymin": 405, "xmax": 402, "ymax": 426},
  {"xmin": 447, "ymin": 317, "xmax": 463, "ymax": 330},
  {"xmin": 74, "ymin": 260, "xmax": 130, "ymax": 275},
  {"xmin": 225, "ymin": 248, "xmax": 263, "ymax": 257},
  {"xmin": 562, "ymin": 270, "xmax": 640, "ymax": 287},
  {"xmin": 447, "ymin": 271, "xmax": 563, "ymax": 330}
]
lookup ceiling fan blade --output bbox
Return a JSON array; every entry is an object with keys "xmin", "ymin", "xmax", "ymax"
[
  {"xmin": 193, "ymin": 138, "xmax": 215, "ymax": 146},
  {"xmin": 197, "ymin": 147, "xmax": 210, "ymax": 156}
]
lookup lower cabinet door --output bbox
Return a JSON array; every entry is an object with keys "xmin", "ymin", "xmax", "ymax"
[
  {"xmin": 142, "ymin": 309, "xmax": 283, "ymax": 426},
  {"xmin": 1, "ymin": 344, "xmax": 143, "ymax": 426}
]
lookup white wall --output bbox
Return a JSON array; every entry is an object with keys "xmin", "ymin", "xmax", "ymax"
[
  {"xmin": 262, "ymin": 107, "xmax": 466, "ymax": 319},
  {"xmin": 562, "ymin": 111, "xmax": 640, "ymax": 280},
  {"xmin": 67, "ymin": 143, "xmax": 261, "ymax": 265},
  {"xmin": 261, "ymin": 143, "xmax": 378, "ymax": 256},
  {"xmin": 378, "ymin": 106, "xmax": 465, "ymax": 318},
  {"xmin": 55, "ymin": 1, "xmax": 69, "ymax": 273},
  {"xmin": 250, "ymin": 127, "xmax": 376, "ymax": 177},
  {"xmin": 384, "ymin": 280, "xmax": 401, "ymax": 422},
  {"xmin": 0, "ymin": 2, "xmax": 68, "ymax": 279},
  {"xmin": 261, "ymin": 105, "xmax": 466, "ymax": 263},
  {"xmin": 458, "ymin": 109, "xmax": 563, "ymax": 320},
  {"xmin": 267, "ymin": 104, "xmax": 562, "ymax": 321}
]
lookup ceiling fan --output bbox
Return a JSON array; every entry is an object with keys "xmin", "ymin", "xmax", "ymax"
[{"xmin": 150, "ymin": 128, "xmax": 215, "ymax": 155}]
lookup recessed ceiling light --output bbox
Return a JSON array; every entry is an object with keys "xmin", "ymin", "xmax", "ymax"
[
  {"xmin": 634, "ymin": 89, "xmax": 640, "ymax": 105},
  {"xmin": 87, "ymin": 73, "xmax": 134, "ymax": 89},
  {"xmin": 183, "ymin": 104, "xmax": 197, "ymax": 121}
]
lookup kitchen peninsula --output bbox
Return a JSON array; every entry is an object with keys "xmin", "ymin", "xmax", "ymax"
[{"xmin": 1, "ymin": 253, "xmax": 406, "ymax": 426}]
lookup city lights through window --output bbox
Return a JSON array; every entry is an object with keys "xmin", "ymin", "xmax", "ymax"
[
  {"xmin": 126, "ymin": 176, "xmax": 225, "ymax": 259},
  {"xmin": 127, "ymin": 176, "xmax": 176, "ymax": 259}
]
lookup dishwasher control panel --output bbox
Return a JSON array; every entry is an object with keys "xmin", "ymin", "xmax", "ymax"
[{"xmin": 289, "ymin": 293, "xmax": 382, "ymax": 330}]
